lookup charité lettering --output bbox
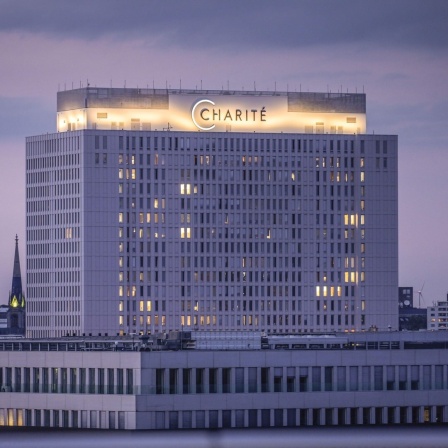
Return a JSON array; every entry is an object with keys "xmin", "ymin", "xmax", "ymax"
[{"xmin": 191, "ymin": 99, "xmax": 267, "ymax": 131}]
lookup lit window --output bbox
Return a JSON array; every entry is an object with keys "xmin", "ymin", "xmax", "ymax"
[
  {"xmin": 316, "ymin": 286, "xmax": 320, "ymax": 296},
  {"xmin": 360, "ymin": 171, "xmax": 365, "ymax": 182},
  {"xmin": 180, "ymin": 183, "xmax": 191, "ymax": 195},
  {"xmin": 118, "ymin": 213, "xmax": 123, "ymax": 223},
  {"xmin": 147, "ymin": 301, "xmax": 152, "ymax": 312},
  {"xmin": 180, "ymin": 228, "xmax": 191, "ymax": 239},
  {"xmin": 119, "ymin": 301, "xmax": 124, "ymax": 312}
]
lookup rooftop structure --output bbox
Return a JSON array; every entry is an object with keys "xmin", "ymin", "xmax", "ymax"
[{"xmin": 56, "ymin": 87, "xmax": 366, "ymax": 134}]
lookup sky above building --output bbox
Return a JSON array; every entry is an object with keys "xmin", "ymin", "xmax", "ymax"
[{"xmin": 0, "ymin": 0, "xmax": 447, "ymax": 307}]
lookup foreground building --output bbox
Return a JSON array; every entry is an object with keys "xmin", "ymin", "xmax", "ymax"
[
  {"xmin": 26, "ymin": 87, "xmax": 398, "ymax": 338},
  {"xmin": 1, "ymin": 331, "xmax": 448, "ymax": 429}
]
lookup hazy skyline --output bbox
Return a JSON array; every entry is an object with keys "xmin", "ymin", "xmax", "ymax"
[{"xmin": 0, "ymin": 0, "xmax": 447, "ymax": 307}]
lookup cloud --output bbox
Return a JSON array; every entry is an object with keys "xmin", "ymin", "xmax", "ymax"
[{"xmin": 0, "ymin": 0, "xmax": 447, "ymax": 52}]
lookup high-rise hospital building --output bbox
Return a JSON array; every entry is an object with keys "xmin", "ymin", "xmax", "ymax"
[{"xmin": 25, "ymin": 87, "xmax": 398, "ymax": 338}]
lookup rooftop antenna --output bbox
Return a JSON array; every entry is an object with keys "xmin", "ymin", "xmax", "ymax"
[
  {"xmin": 227, "ymin": 80, "xmax": 229, "ymax": 90},
  {"xmin": 180, "ymin": 79, "xmax": 182, "ymax": 90},
  {"xmin": 274, "ymin": 81, "xmax": 277, "ymax": 92}
]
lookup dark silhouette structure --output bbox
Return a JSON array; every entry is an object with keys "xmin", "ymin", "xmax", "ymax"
[{"xmin": 0, "ymin": 235, "xmax": 26, "ymax": 335}]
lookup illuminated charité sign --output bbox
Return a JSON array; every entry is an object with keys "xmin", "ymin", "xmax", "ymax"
[{"xmin": 191, "ymin": 98, "xmax": 267, "ymax": 131}]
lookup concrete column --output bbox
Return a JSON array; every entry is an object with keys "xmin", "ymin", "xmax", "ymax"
[
  {"xmin": 382, "ymin": 407, "xmax": 387, "ymax": 425},
  {"xmin": 432, "ymin": 406, "xmax": 437, "ymax": 423},
  {"xmin": 217, "ymin": 368, "xmax": 223, "ymax": 393},
  {"xmin": 332, "ymin": 408, "xmax": 338, "ymax": 425},
  {"xmin": 391, "ymin": 406, "xmax": 397, "ymax": 424},
  {"xmin": 191, "ymin": 368, "xmax": 196, "ymax": 394},
  {"xmin": 230, "ymin": 367, "xmax": 235, "ymax": 393},
  {"xmin": 319, "ymin": 408, "xmax": 325, "ymax": 426},
  {"xmin": 357, "ymin": 407, "xmax": 363, "ymax": 425},
  {"xmin": 204, "ymin": 368, "xmax": 209, "ymax": 394},
  {"xmin": 163, "ymin": 368, "xmax": 169, "ymax": 394},
  {"xmin": 307, "ymin": 408, "xmax": 313, "ymax": 426},
  {"xmin": 103, "ymin": 368, "xmax": 108, "ymax": 395},
  {"xmin": 243, "ymin": 367, "xmax": 248, "ymax": 393},
  {"xmin": 268, "ymin": 367, "xmax": 274, "ymax": 393}
]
